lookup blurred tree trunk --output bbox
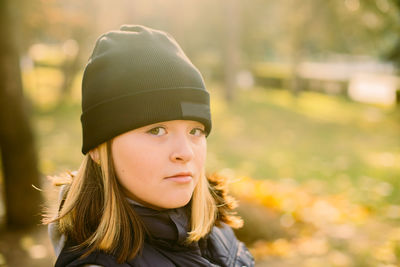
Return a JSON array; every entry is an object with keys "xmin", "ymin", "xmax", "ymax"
[
  {"xmin": 59, "ymin": 0, "xmax": 101, "ymax": 102},
  {"xmin": 288, "ymin": 0, "xmax": 312, "ymax": 97},
  {"xmin": 387, "ymin": 0, "xmax": 400, "ymax": 67},
  {"xmin": 223, "ymin": 0, "xmax": 241, "ymax": 102},
  {"xmin": 289, "ymin": 41, "xmax": 302, "ymax": 98},
  {"xmin": 0, "ymin": 0, "xmax": 42, "ymax": 228},
  {"xmin": 388, "ymin": 0, "xmax": 400, "ymax": 107},
  {"xmin": 59, "ymin": 41, "xmax": 81, "ymax": 101},
  {"xmin": 288, "ymin": 0, "xmax": 323, "ymax": 97}
]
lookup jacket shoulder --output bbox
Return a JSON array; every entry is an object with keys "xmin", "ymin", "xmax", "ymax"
[
  {"xmin": 54, "ymin": 248, "xmax": 129, "ymax": 267},
  {"xmin": 54, "ymin": 239, "xmax": 177, "ymax": 267},
  {"xmin": 206, "ymin": 223, "xmax": 255, "ymax": 267}
]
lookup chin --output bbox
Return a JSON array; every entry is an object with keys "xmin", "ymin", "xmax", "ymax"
[{"xmin": 160, "ymin": 192, "xmax": 193, "ymax": 209}]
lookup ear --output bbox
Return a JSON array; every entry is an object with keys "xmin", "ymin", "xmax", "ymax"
[{"xmin": 89, "ymin": 148, "xmax": 100, "ymax": 164}]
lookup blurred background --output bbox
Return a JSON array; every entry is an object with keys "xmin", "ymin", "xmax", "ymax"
[{"xmin": 0, "ymin": 0, "xmax": 399, "ymax": 266}]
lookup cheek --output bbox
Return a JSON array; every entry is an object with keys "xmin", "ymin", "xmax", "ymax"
[
  {"xmin": 193, "ymin": 141, "xmax": 207, "ymax": 185},
  {"xmin": 196, "ymin": 141, "xmax": 207, "ymax": 166},
  {"xmin": 111, "ymin": 137, "xmax": 164, "ymax": 196}
]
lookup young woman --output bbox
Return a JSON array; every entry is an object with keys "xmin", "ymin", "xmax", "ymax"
[{"xmin": 45, "ymin": 24, "xmax": 255, "ymax": 267}]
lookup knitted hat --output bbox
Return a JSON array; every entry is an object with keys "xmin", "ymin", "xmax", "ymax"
[{"xmin": 80, "ymin": 25, "xmax": 212, "ymax": 155}]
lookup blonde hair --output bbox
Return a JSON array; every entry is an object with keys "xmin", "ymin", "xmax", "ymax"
[{"xmin": 43, "ymin": 140, "xmax": 219, "ymax": 263}]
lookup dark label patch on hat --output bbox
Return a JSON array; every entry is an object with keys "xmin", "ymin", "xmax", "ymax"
[{"xmin": 181, "ymin": 101, "xmax": 210, "ymax": 118}]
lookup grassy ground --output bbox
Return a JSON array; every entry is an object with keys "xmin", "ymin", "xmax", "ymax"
[
  {"xmin": 208, "ymin": 86, "xmax": 399, "ymax": 204},
  {"xmin": 4, "ymin": 82, "xmax": 398, "ymax": 266}
]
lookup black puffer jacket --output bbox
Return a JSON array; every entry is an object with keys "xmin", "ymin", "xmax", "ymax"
[{"xmin": 54, "ymin": 202, "xmax": 254, "ymax": 267}]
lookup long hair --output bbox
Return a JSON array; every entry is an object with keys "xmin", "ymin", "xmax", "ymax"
[{"xmin": 43, "ymin": 139, "xmax": 222, "ymax": 263}]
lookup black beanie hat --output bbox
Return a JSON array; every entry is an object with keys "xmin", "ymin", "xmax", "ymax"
[{"xmin": 80, "ymin": 25, "xmax": 212, "ymax": 154}]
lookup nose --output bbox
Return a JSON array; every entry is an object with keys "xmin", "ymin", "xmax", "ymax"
[{"xmin": 170, "ymin": 134, "xmax": 194, "ymax": 163}]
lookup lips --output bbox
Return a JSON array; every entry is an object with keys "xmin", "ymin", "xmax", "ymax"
[
  {"xmin": 165, "ymin": 171, "xmax": 193, "ymax": 183},
  {"xmin": 165, "ymin": 171, "xmax": 193, "ymax": 179}
]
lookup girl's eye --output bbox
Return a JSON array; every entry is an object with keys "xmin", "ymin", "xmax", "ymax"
[
  {"xmin": 147, "ymin": 127, "xmax": 167, "ymax": 136},
  {"xmin": 190, "ymin": 128, "xmax": 206, "ymax": 137}
]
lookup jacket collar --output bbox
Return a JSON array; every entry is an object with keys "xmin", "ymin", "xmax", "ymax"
[{"xmin": 129, "ymin": 200, "xmax": 192, "ymax": 247}]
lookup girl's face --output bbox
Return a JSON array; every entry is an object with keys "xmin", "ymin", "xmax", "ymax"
[{"xmin": 111, "ymin": 120, "xmax": 207, "ymax": 210}]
